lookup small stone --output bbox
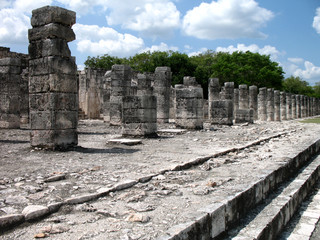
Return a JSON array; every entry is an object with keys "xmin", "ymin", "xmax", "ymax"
[
  {"xmin": 126, "ymin": 213, "xmax": 150, "ymax": 223},
  {"xmin": 44, "ymin": 174, "xmax": 66, "ymax": 183},
  {"xmin": 34, "ymin": 232, "xmax": 47, "ymax": 238},
  {"xmin": 5, "ymin": 195, "xmax": 29, "ymax": 205},
  {"xmin": 22, "ymin": 205, "xmax": 49, "ymax": 221}
]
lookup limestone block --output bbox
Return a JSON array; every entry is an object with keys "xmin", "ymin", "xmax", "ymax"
[
  {"xmin": 29, "ymin": 73, "xmax": 77, "ymax": 93},
  {"xmin": 210, "ymin": 100, "xmax": 233, "ymax": 125},
  {"xmin": 31, "ymin": 6, "xmax": 76, "ymax": 27},
  {"xmin": 183, "ymin": 76, "xmax": 198, "ymax": 87},
  {"xmin": 28, "ymin": 23, "xmax": 75, "ymax": 42},
  {"xmin": 0, "ymin": 66, "xmax": 22, "ymax": 74},
  {"xmin": 175, "ymin": 118, "xmax": 203, "ymax": 129},
  {"xmin": 29, "ymin": 56, "xmax": 76, "ymax": 76},
  {"xmin": 122, "ymin": 109, "xmax": 157, "ymax": 123},
  {"xmin": 123, "ymin": 95, "xmax": 157, "ymax": 109},
  {"xmin": 30, "ymin": 129, "xmax": 78, "ymax": 149},
  {"xmin": 122, "ymin": 123, "xmax": 157, "ymax": 136},
  {"xmin": 30, "ymin": 111, "xmax": 78, "ymax": 129},
  {"xmin": 22, "ymin": 205, "xmax": 49, "ymax": 221},
  {"xmin": 234, "ymin": 109, "xmax": 254, "ymax": 124},
  {"xmin": 29, "ymin": 93, "xmax": 78, "ymax": 111},
  {"xmin": 0, "ymin": 114, "xmax": 20, "ymax": 128},
  {"xmin": 0, "ymin": 57, "xmax": 21, "ymax": 66},
  {"xmin": 0, "ymin": 95, "xmax": 20, "ymax": 113},
  {"xmin": 111, "ymin": 78, "xmax": 131, "ymax": 87},
  {"xmin": 29, "ymin": 39, "xmax": 71, "ymax": 58}
]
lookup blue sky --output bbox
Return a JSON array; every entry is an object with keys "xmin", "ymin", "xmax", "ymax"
[{"xmin": 1, "ymin": 0, "xmax": 320, "ymax": 85}]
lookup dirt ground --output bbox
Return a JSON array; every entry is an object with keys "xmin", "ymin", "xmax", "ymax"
[{"xmin": 1, "ymin": 119, "xmax": 320, "ymax": 239}]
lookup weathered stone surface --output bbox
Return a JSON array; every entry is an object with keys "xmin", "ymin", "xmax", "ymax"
[
  {"xmin": 65, "ymin": 193, "xmax": 100, "ymax": 205},
  {"xmin": 0, "ymin": 58, "xmax": 21, "ymax": 66},
  {"xmin": 29, "ymin": 39, "xmax": 71, "ymax": 58},
  {"xmin": 31, "ymin": 6, "xmax": 76, "ymax": 27},
  {"xmin": 29, "ymin": 74, "xmax": 77, "ymax": 93},
  {"xmin": 29, "ymin": 56, "xmax": 76, "ymax": 75},
  {"xmin": 22, "ymin": 205, "xmax": 49, "ymax": 221},
  {"xmin": 30, "ymin": 111, "xmax": 78, "ymax": 129},
  {"xmin": 0, "ymin": 214, "xmax": 24, "ymax": 230},
  {"xmin": 258, "ymin": 87, "xmax": 267, "ymax": 121},
  {"xmin": 249, "ymin": 85, "xmax": 258, "ymax": 120},
  {"xmin": 210, "ymin": 100, "xmax": 233, "ymax": 125},
  {"xmin": 28, "ymin": 23, "xmax": 75, "ymax": 42}
]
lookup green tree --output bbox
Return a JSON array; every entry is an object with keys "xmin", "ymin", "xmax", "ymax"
[
  {"xmin": 283, "ymin": 76, "xmax": 314, "ymax": 96},
  {"xmin": 209, "ymin": 51, "xmax": 284, "ymax": 89},
  {"xmin": 313, "ymin": 82, "xmax": 320, "ymax": 98},
  {"xmin": 84, "ymin": 54, "xmax": 123, "ymax": 69}
]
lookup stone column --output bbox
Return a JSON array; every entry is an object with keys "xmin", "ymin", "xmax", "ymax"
[
  {"xmin": 280, "ymin": 92, "xmax": 287, "ymax": 120},
  {"xmin": 258, "ymin": 87, "xmax": 267, "ymax": 121},
  {"xmin": 267, "ymin": 88, "xmax": 274, "ymax": 121},
  {"xmin": 301, "ymin": 95, "xmax": 306, "ymax": 118},
  {"xmin": 239, "ymin": 84, "xmax": 249, "ymax": 110},
  {"xmin": 286, "ymin": 93, "xmax": 292, "ymax": 120},
  {"xmin": 122, "ymin": 73, "xmax": 157, "ymax": 137},
  {"xmin": 28, "ymin": 6, "xmax": 78, "ymax": 149},
  {"xmin": 175, "ymin": 77, "xmax": 203, "ymax": 129},
  {"xmin": 110, "ymin": 65, "xmax": 132, "ymax": 126},
  {"xmin": 296, "ymin": 95, "xmax": 301, "ymax": 118},
  {"xmin": 249, "ymin": 85, "xmax": 258, "ymax": 120},
  {"xmin": 233, "ymin": 89, "xmax": 239, "ymax": 117},
  {"xmin": 208, "ymin": 78, "xmax": 220, "ymax": 120},
  {"xmin": 274, "ymin": 90, "xmax": 280, "ymax": 121},
  {"xmin": 102, "ymin": 70, "xmax": 111, "ymax": 122},
  {"xmin": 154, "ymin": 67, "xmax": 172, "ymax": 123},
  {"xmin": 291, "ymin": 95, "xmax": 297, "ymax": 119}
]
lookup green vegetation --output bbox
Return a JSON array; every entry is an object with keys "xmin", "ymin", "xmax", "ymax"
[
  {"xmin": 84, "ymin": 50, "xmax": 320, "ymax": 98},
  {"xmin": 299, "ymin": 117, "xmax": 320, "ymax": 124}
]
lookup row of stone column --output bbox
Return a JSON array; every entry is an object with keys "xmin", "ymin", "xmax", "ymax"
[{"xmin": 258, "ymin": 88, "xmax": 320, "ymax": 122}]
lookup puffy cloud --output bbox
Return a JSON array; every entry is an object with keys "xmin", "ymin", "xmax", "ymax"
[
  {"xmin": 73, "ymin": 23, "xmax": 144, "ymax": 57},
  {"xmin": 105, "ymin": 0, "xmax": 180, "ymax": 38},
  {"xmin": 216, "ymin": 44, "xmax": 280, "ymax": 60},
  {"xmin": 13, "ymin": 0, "xmax": 53, "ymax": 13},
  {"xmin": 141, "ymin": 42, "xmax": 178, "ymax": 53},
  {"xmin": 0, "ymin": 0, "xmax": 11, "ymax": 8},
  {"xmin": 0, "ymin": 8, "xmax": 30, "ymax": 44},
  {"xmin": 313, "ymin": 7, "xmax": 320, "ymax": 34},
  {"xmin": 55, "ymin": 0, "xmax": 108, "ymax": 16},
  {"xmin": 182, "ymin": 0, "xmax": 274, "ymax": 40},
  {"xmin": 293, "ymin": 61, "xmax": 320, "ymax": 85},
  {"xmin": 288, "ymin": 58, "xmax": 304, "ymax": 64}
]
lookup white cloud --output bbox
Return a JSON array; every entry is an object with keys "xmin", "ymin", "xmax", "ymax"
[
  {"xmin": 313, "ymin": 7, "xmax": 320, "ymax": 34},
  {"xmin": 73, "ymin": 23, "xmax": 144, "ymax": 57},
  {"xmin": 216, "ymin": 44, "xmax": 280, "ymax": 60},
  {"xmin": 0, "ymin": 8, "xmax": 30, "ymax": 44},
  {"xmin": 188, "ymin": 48, "xmax": 209, "ymax": 57},
  {"xmin": 0, "ymin": 0, "xmax": 11, "ymax": 8},
  {"xmin": 55, "ymin": 0, "xmax": 108, "ymax": 16},
  {"xmin": 293, "ymin": 61, "xmax": 320, "ymax": 85},
  {"xmin": 13, "ymin": 0, "xmax": 53, "ymax": 14},
  {"xmin": 141, "ymin": 42, "xmax": 178, "ymax": 53},
  {"xmin": 105, "ymin": 0, "xmax": 180, "ymax": 38},
  {"xmin": 182, "ymin": 0, "xmax": 274, "ymax": 40},
  {"xmin": 288, "ymin": 58, "xmax": 304, "ymax": 64}
]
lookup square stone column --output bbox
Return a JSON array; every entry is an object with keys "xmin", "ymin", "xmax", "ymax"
[
  {"xmin": 249, "ymin": 85, "xmax": 258, "ymax": 120},
  {"xmin": 274, "ymin": 90, "xmax": 281, "ymax": 121},
  {"xmin": 258, "ymin": 87, "xmax": 267, "ymax": 121},
  {"xmin": 28, "ymin": 6, "xmax": 78, "ymax": 150}
]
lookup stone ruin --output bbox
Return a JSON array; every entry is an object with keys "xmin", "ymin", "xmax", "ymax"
[
  {"xmin": 1, "ymin": 5, "xmax": 320, "ymax": 150},
  {"xmin": 0, "ymin": 47, "xmax": 28, "ymax": 129},
  {"xmin": 28, "ymin": 6, "xmax": 78, "ymax": 149}
]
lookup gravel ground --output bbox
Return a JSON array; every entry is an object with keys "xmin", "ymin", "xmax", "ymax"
[{"xmin": 0, "ymin": 119, "xmax": 319, "ymax": 239}]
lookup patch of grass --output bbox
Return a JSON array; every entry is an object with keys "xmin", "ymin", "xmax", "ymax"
[{"xmin": 299, "ymin": 117, "xmax": 320, "ymax": 124}]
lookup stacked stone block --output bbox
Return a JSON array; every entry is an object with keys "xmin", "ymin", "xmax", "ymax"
[
  {"xmin": 208, "ymin": 78, "xmax": 220, "ymax": 121},
  {"xmin": 175, "ymin": 77, "xmax": 203, "ymax": 129},
  {"xmin": 110, "ymin": 65, "xmax": 132, "ymax": 126},
  {"xmin": 0, "ymin": 58, "xmax": 26, "ymax": 128},
  {"xmin": 28, "ymin": 6, "xmax": 78, "ymax": 149},
  {"xmin": 235, "ymin": 84, "xmax": 253, "ymax": 124},
  {"xmin": 280, "ymin": 92, "xmax": 287, "ymax": 120},
  {"xmin": 154, "ymin": 67, "xmax": 172, "ymax": 123},
  {"xmin": 210, "ymin": 82, "xmax": 234, "ymax": 125},
  {"xmin": 296, "ymin": 95, "xmax": 302, "ymax": 118},
  {"xmin": 122, "ymin": 73, "xmax": 157, "ymax": 136},
  {"xmin": 249, "ymin": 85, "xmax": 258, "ymax": 120},
  {"xmin": 258, "ymin": 87, "xmax": 267, "ymax": 121},
  {"xmin": 102, "ymin": 70, "xmax": 111, "ymax": 122},
  {"xmin": 291, "ymin": 94, "xmax": 297, "ymax": 119},
  {"xmin": 274, "ymin": 90, "xmax": 281, "ymax": 121},
  {"xmin": 267, "ymin": 88, "xmax": 274, "ymax": 121},
  {"xmin": 286, "ymin": 93, "xmax": 292, "ymax": 120}
]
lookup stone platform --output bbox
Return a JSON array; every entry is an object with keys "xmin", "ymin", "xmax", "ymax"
[{"xmin": 1, "ymin": 119, "xmax": 320, "ymax": 239}]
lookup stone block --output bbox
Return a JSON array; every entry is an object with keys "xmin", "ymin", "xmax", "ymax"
[
  {"xmin": 28, "ymin": 23, "xmax": 75, "ymax": 42},
  {"xmin": 30, "ymin": 129, "xmax": 78, "ymax": 149},
  {"xmin": 210, "ymin": 100, "xmax": 233, "ymax": 125},
  {"xmin": 0, "ymin": 114, "xmax": 20, "ymax": 128},
  {"xmin": 175, "ymin": 118, "xmax": 203, "ymax": 129},
  {"xmin": 29, "ymin": 93, "xmax": 78, "ymax": 111},
  {"xmin": 234, "ymin": 109, "xmax": 254, "ymax": 124},
  {"xmin": 123, "ymin": 95, "xmax": 157, "ymax": 109},
  {"xmin": 29, "ymin": 39, "xmax": 71, "ymax": 58},
  {"xmin": 31, "ymin": 6, "xmax": 76, "ymax": 27},
  {"xmin": 0, "ymin": 57, "xmax": 21, "ymax": 66},
  {"xmin": 29, "ymin": 56, "xmax": 76, "ymax": 76},
  {"xmin": 122, "ymin": 108, "xmax": 157, "ymax": 123},
  {"xmin": 29, "ymin": 73, "xmax": 77, "ymax": 93},
  {"xmin": 22, "ymin": 205, "xmax": 49, "ymax": 221},
  {"xmin": 175, "ymin": 88, "xmax": 203, "ymax": 99},
  {"xmin": 122, "ymin": 123, "xmax": 157, "ymax": 136},
  {"xmin": 30, "ymin": 110, "xmax": 78, "ymax": 129},
  {"xmin": 0, "ymin": 95, "xmax": 20, "ymax": 113},
  {"xmin": 0, "ymin": 66, "xmax": 22, "ymax": 74}
]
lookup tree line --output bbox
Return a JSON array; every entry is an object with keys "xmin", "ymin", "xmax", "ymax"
[{"xmin": 84, "ymin": 50, "xmax": 320, "ymax": 98}]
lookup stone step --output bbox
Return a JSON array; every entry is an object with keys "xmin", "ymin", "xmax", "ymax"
[{"xmin": 226, "ymin": 155, "xmax": 320, "ymax": 240}]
